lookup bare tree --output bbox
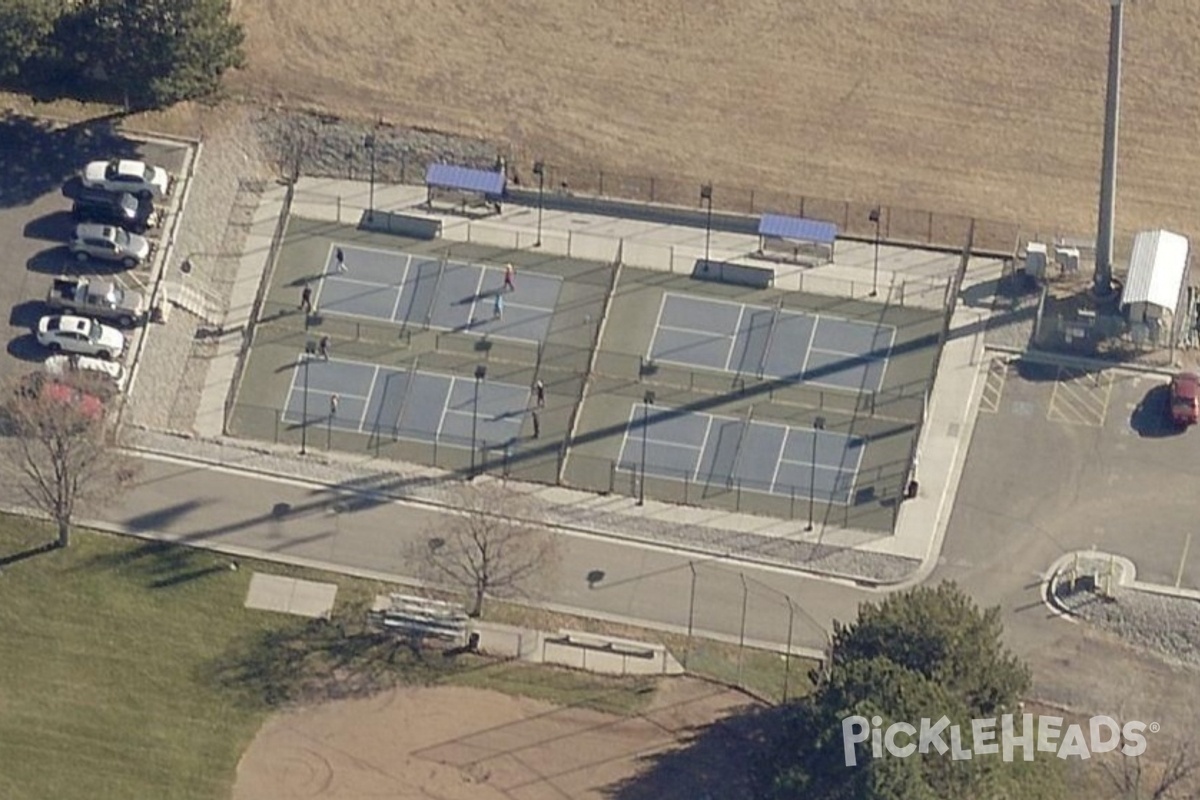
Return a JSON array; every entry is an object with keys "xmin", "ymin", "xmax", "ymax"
[
  {"xmin": 0, "ymin": 372, "xmax": 138, "ymax": 548},
  {"xmin": 1099, "ymin": 731, "xmax": 1200, "ymax": 800},
  {"xmin": 412, "ymin": 481, "xmax": 560, "ymax": 617}
]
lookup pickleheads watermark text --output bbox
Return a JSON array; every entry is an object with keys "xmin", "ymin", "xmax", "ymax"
[{"xmin": 842, "ymin": 714, "xmax": 1157, "ymax": 766}]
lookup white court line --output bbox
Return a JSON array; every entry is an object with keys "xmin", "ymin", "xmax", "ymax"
[
  {"xmin": 433, "ymin": 376, "xmax": 457, "ymax": 441},
  {"xmin": 355, "ymin": 365, "xmax": 382, "ymax": 433},
  {"xmin": 798, "ymin": 318, "xmax": 819, "ymax": 376},
  {"xmin": 657, "ymin": 321, "xmax": 737, "ymax": 340},
  {"xmin": 662, "ymin": 290, "xmax": 745, "ymax": 313},
  {"xmin": 722, "ymin": 305, "xmax": 746, "ymax": 371},
  {"xmin": 463, "ymin": 265, "xmax": 489, "ymax": 326},
  {"xmin": 322, "ymin": 274, "xmax": 406, "ymax": 289},
  {"xmin": 387, "ymin": 254, "xmax": 413, "ymax": 321},
  {"xmin": 809, "ymin": 345, "xmax": 886, "ymax": 359},
  {"xmin": 873, "ymin": 325, "xmax": 899, "ymax": 394},
  {"xmin": 645, "ymin": 292, "xmax": 670, "ymax": 361},
  {"xmin": 692, "ymin": 415, "xmax": 715, "ymax": 482},
  {"xmin": 334, "ymin": 241, "xmax": 427, "ymax": 260},
  {"xmin": 768, "ymin": 429, "xmax": 790, "ymax": 493}
]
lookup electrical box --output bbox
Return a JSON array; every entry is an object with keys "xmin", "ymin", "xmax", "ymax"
[
  {"xmin": 1025, "ymin": 243, "xmax": 1049, "ymax": 278},
  {"xmin": 1056, "ymin": 246, "xmax": 1080, "ymax": 273}
]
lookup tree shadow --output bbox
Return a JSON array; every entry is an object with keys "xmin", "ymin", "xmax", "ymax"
[
  {"xmin": 202, "ymin": 612, "xmax": 471, "ymax": 709},
  {"xmin": 0, "ymin": 541, "xmax": 59, "ymax": 568},
  {"xmin": 604, "ymin": 702, "xmax": 793, "ymax": 800},
  {"xmin": 0, "ymin": 112, "xmax": 141, "ymax": 210}
]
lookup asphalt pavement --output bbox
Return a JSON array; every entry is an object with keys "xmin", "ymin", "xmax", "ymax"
[{"xmin": 99, "ymin": 452, "xmax": 870, "ymax": 657}]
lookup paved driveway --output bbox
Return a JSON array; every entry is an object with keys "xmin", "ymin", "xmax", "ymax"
[
  {"xmin": 940, "ymin": 356, "xmax": 1200, "ymax": 596},
  {"xmin": 0, "ymin": 114, "xmax": 188, "ymax": 382}
]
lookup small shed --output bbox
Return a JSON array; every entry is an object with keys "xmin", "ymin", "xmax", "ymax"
[
  {"xmin": 756, "ymin": 214, "xmax": 838, "ymax": 264},
  {"xmin": 1120, "ymin": 230, "xmax": 1190, "ymax": 326}
]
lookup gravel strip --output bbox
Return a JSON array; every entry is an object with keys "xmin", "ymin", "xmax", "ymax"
[
  {"xmin": 1053, "ymin": 561, "xmax": 1200, "ymax": 667},
  {"xmin": 126, "ymin": 108, "xmax": 270, "ymax": 432}
]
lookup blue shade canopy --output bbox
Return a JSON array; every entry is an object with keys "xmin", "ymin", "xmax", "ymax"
[
  {"xmin": 758, "ymin": 213, "xmax": 838, "ymax": 244},
  {"xmin": 425, "ymin": 163, "xmax": 505, "ymax": 195}
]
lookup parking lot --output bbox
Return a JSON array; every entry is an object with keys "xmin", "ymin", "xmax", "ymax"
[
  {"xmin": 0, "ymin": 115, "xmax": 189, "ymax": 385},
  {"xmin": 943, "ymin": 357, "xmax": 1200, "ymax": 592}
]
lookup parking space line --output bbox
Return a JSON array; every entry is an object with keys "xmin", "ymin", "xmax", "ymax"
[
  {"xmin": 1048, "ymin": 367, "xmax": 1113, "ymax": 427},
  {"xmin": 979, "ymin": 356, "xmax": 1009, "ymax": 414}
]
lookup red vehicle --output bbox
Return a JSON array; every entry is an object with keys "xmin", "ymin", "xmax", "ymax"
[{"xmin": 1169, "ymin": 372, "xmax": 1199, "ymax": 427}]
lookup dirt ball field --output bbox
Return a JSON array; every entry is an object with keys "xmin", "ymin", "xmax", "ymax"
[
  {"xmin": 231, "ymin": 0, "xmax": 1200, "ymax": 241},
  {"xmin": 232, "ymin": 679, "xmax": 760, "ymax": 800}
]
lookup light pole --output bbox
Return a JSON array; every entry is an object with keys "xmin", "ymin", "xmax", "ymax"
[
  {"xmin": 1094, "ymin": 0, "xmax": 1126, "ymax": 297},
  {"xmin": 471, "ymin": 364, "xmax": 487, "ymax": 476},
  {"xmin": 700, "ymin": 184, "xmax": 713, "ymax": 267},
  {"xmin": 638, "ymin": 390, "xmax": 655, "ymax": 506},
  {"xmin": 533, "ymin": 160, "xmax": 545, "ymax": 247},
  {"xmin": 364, "ymin": 133, "xmax": 377, "ymax": 223},
  {"xmin": 868, "ymin": 207, "xmax": 881, "ymax": 297},
  {"xmin": 684, "ymin": 560, "xmax": 697, "ymax": 668},
  {"xmin": 807, "ymin": 416, "xmax": 826, "ymax": 531}
]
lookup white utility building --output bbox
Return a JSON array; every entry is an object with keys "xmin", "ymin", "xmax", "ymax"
[{"xmin": 1120, "ymin": 230, "xmax": 1190, "ymax": 328}]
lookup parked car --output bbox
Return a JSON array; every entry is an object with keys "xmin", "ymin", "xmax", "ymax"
[
  {"xmin": 1169, "ymin": 372, "xmax": 1199, "ymax": 427},
  {"xmin": 46, "ymin": 276, "xmax": 147, "ymax": 328},
  {"xmin": 72, "ymin": 186, "xmax": 157, "ymax": 233},
  {"xmin": 68, "ymin": 223, "xmax": 150, "ymax": 268},
  {"xmin": 16, "ymin": 371, "xmax": 105, "ymax": 421},
  {"xmin": 35, "ymin": 314, "xmax": 126, "ymax": 360},
  {"xmin": 82, "ymin": 158, "xmax": 170, "ymax": 199},
  {"xmin": 44, "ymin": 353, "xmax": 127, "ymax": 394}
]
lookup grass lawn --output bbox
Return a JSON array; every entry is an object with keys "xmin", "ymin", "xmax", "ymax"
[{"xmin": 0, "ymin": 518, "xmax": 660, "ymax": 800}]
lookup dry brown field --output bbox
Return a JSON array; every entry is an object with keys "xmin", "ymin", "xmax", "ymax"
[
  {"xmin": 230, "ymin": 0, "xmax": 1200, "ymax": 243},
  {"xmin": 232, "ymin": 680, "xmax": 759, "ymax": 800}
]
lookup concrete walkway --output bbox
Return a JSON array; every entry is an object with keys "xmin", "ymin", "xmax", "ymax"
[{"xmin": 135, "ymin": 176, "xmax": 1006, "ymax": 585}]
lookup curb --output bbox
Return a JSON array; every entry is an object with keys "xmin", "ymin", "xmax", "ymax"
[
  {"xmin": 1042, "ymin": 550, "xmax": 1200, "ymax": 621},
  {"xmin": 985, "ymin": 344, "xmax": 1179, "ymax": 378}
]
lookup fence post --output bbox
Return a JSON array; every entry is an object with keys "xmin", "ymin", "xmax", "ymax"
[
  {"xmin": 928, "ymin": 211, "xmax": 934, "ymax": 245},
  {"xmin": 598, "ymin": 170, "xmax": 605, "ymax": 196},
  {"xmin": 568, "ymin": 230, "xmax": 573, "ymax": 257},
  {"xmin": 749, "ymin": 189, "xmax": 755, "ymax": 214},
  {"xmin": 274, "ymin": 409, "xmax": 280, "ymax": 443},
  {"xmin": 649, "ymin": 176, "xmax": 656, "ymax": 202}
]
